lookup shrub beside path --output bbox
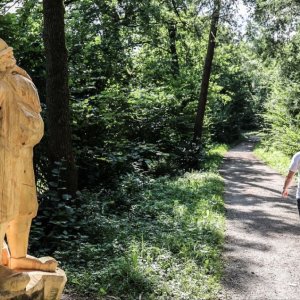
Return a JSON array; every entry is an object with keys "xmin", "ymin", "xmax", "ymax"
[{"xmin": 220, "ymin": 138, "xmax": 300, "ymax": 300}]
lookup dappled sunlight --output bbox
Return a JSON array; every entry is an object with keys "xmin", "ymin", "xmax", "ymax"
[{"xmin": 60, "ymin": 166, "xmax": 226, "ymax": 299}]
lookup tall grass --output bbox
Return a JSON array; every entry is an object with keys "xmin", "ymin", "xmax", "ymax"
[{"xmin": 254, "ymin": 142, "xmax": 290, "ymax": 175}]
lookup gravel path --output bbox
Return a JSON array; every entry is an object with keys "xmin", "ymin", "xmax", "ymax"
[{"xmin": 220, "ymin": 138, "xmax": 300, "ymax": 300}]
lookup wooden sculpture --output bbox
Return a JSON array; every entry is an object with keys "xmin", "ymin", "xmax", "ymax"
[{"xmin": 0, "ymin": 38, "xmax": 58, "ymax": 293}]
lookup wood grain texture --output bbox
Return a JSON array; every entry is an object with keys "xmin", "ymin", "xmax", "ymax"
[
  {"xmin": 0, "ymin": 266, "xmax": 67, "ymax": 300},
  {"xmin": 0, "ymin": 39, "xmax": 65, "ymax": 294}
]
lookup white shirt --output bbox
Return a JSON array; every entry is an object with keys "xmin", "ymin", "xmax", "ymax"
[{"xmin": 289, "ymin": 152, "xmax": 300, "ymax": 199}]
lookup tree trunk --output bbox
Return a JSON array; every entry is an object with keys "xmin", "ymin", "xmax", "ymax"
[
  {"xmin": 168, "ymin": 22, "xmax": 180, "ymax": 77},
  {"xmin": 43, "ymin": 0, "xmax": 78, "ymax": 197},
  {"xmin": 193, "ymin": 0, "xmax": 221, "ymax": 142}
]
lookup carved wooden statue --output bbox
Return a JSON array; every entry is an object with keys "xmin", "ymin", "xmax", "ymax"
[{"xmin": 0, "ymin": 38, "xmax": 58, "ymax": 294}]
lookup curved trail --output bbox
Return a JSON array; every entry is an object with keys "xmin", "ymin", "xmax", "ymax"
[{"xmin": 220, "ymin": 138, "xmax": 300, "ymax": 300}]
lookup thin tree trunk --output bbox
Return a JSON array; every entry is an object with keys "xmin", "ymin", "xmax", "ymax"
[
  {"xmin": 43, "ymin": 0, "xmax": 78, "ymax": 197},
  {"xmin": 168, "ymin": 22, "xmax": 180, "ymax": 77},
  {"xmin": 193, "ymin": 0, "xmax": 221, "ymax": 142}
]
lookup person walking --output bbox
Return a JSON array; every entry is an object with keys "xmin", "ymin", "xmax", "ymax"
[{"xmin": 282, "ymin": 151, "xmax": 300, "ymax": 215}]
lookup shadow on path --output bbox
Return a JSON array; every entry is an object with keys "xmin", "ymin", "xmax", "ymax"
[{"xmin": 220, "ymin": 138, "xmax": 300, "ymax": 300}]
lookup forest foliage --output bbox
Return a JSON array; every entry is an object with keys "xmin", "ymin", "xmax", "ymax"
[
  {"xmin": 249, "ymin": 0, "xmax": 300, "ymax": 156},
  {"xmin": 0, "ymin": 0, "xmax": 296, "ymax": 298},
  {"xmin": 7, "ymin": 1, "xmax": 259, "ymax": 183}
]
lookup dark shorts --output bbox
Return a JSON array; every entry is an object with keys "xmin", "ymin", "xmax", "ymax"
[{"xmin": 297, "ymin": 199, "xmax": 300, "ymax": 215}]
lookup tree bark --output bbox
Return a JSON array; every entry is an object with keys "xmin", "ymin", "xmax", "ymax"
[
  {"xmin": 43, "ymin": 0, "xmax": 78, "ymax": 197},
  {"xmin": 168, "ymin": 22, "xmax": 180, "ymax": 77},
  {"xmin": 193, "ymin": 0, "xmax": 221, "ymax": 142}
]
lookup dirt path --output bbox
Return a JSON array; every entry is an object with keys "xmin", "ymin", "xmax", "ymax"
[{"xmin": 219, "ymin": 138, "xmax": 300, "ymax": 300}]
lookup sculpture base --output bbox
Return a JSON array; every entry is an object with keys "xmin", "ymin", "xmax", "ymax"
[{"xmin": 0, "ymin": 268, "xmax": 67, "ymax": 300}]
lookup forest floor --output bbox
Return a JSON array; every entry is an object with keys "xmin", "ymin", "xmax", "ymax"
[{"xmin": 219, "ymin": 137, "xmax": 300, "ymax": 300}]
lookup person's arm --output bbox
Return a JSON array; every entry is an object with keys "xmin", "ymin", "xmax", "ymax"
[{"xmin": 282, "ymin": 170, "xmax": 296, "ymax": 198}]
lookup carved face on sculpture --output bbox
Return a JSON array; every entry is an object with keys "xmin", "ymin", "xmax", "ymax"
[{"xmin": 0, "ymin": 39, "xmax": 16, "ymax": 72}]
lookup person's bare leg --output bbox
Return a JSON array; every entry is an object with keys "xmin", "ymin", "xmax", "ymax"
[
  {"xmin": 0, "ymin": 222, "xmax": 30, "ymax": 292},
  {"xmin": 6, "ymin": 216, "xmax": 57, "ymax": 272}
]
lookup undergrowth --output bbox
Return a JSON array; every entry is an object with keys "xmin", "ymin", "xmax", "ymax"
[{"xmin": 32, "ymin": 144, "xmax": 228, "ymax": 300}]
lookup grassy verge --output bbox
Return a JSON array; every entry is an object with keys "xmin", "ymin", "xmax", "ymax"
[
  {"xmin": 57, "ymin": 144, "xmax": 228, "ymax": 300},
  {"xmin": 203, "ymin": 144, "xmax": 229, "ymax": 172},
  {"xmin": 253, "ymin": 142, "xmax": 290, "ymax": 175}
]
